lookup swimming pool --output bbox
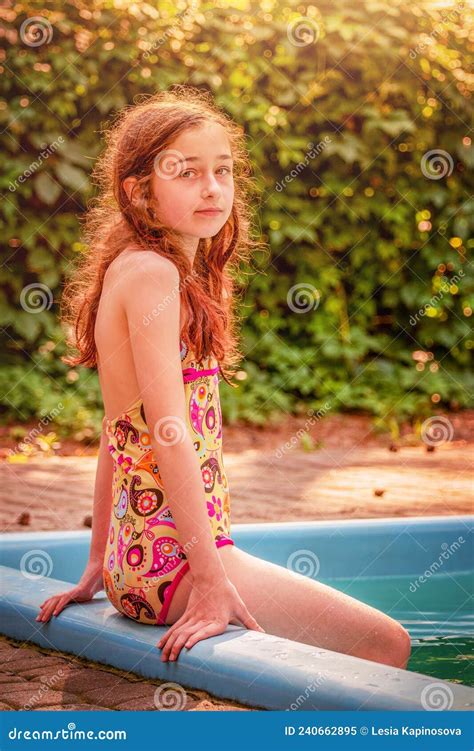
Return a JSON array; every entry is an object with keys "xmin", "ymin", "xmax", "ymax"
[{"xmin": 1, "ymin": 515, "xmax": 472, "ymax": 710}]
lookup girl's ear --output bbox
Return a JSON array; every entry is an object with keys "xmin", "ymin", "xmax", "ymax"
[{"xmin": 122, "ymin": 176, "xmax": 138, "ymax": 204}]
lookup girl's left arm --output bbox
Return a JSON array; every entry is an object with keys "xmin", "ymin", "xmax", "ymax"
[
  {"xmin": 87, "ymin": 418, "xmax": 114, "ymax": 568},
  {"xmin": 36, "ymin": 419, "xmax": 113, "ymax": 622}
]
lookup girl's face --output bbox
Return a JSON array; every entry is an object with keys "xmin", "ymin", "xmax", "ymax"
[{"xmin": 150, "ymin": 122, "xmax": 234, "ymax": 246}]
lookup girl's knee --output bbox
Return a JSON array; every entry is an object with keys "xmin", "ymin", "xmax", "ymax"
[
  {"xmin": 372, "ymin": 621, "xmax": 412, "ymax": 669},
  {"xmin": 391, "ymin": 623, "xmax": 412, "ymax": 669}
]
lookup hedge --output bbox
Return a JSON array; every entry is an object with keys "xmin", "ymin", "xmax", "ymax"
[{"xmin": 1, "ymin": 0, "xmax": 472, "ymax": 439}]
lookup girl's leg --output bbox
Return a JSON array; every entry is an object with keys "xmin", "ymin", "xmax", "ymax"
[{"xmin": 164, "ymin": 545, "xmax": 411, "ymax": 669}]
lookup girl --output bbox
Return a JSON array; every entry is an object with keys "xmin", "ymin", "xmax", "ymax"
[{"xmin": 36, "ymin": 87, "xmax": 411, "ymax": 670}]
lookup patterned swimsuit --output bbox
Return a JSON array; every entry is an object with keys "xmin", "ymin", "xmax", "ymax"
[{"xmin": 102, "ymin": 338, "xmax": 234, "ymax": 625}]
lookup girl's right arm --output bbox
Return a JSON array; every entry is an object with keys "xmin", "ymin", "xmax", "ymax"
[
  {"xmin": 123, "ymin": 254, "xmax": 264, "ymax": 657},
  {"xmin": 124, "ymin": 254, "xmax": 226, "ymax": 579}
]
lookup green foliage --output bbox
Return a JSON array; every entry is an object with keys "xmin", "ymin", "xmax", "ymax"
[{"xmin": 1, "ymin": 0, "xmax": 473, "ymax": 435}]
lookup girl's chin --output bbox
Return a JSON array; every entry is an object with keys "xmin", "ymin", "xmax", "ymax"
[
  {"xmin": 175, "ymin": 230, "xmax": 220, "ymax": 242},
  {"xmin": 191, "ymin": 219, "xmax": 226, "ymax": 233}
]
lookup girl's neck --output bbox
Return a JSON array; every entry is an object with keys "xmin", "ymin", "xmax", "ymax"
[{"xmin": 177, "ymin": 234, "xmax": 199, "ymax": 267}]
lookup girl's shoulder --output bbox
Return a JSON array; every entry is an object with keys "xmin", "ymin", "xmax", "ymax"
[
  {"xmin": 118, "ymin": 246, "xmax": 175, "ymax": 269},
  {"xmin": 107, "ymin": 249, "xmax": 178, "ymax": 290}
]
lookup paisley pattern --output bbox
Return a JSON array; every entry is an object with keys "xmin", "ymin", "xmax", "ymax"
[{"xmin": 102, "ymin": 339, "xmax": 234, "ymax": 625}]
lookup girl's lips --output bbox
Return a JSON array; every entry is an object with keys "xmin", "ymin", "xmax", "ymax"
[{"xmin": 195, "ymin": 209, "xmax": 223, "ymax": 216}]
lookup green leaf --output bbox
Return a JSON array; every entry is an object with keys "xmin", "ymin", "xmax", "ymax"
[
  {"xmin": 14, "ymin": 312, "xmax": 43, "ymax": 342},
  {"xmin": 34, "ymin": 172, "xmax": 62, "ymax": 205},
  {"xmin": 365, "ymin": 110, "xmax": 416, "ymax": 138},
  {"xmin": 56, "ymin": 139, "xmax": 94, "ymax": 168},
  {"xmin": 53, "ymin": 162, "xmax": 89, "ymax": 192},
  {"xmin": 324, "ymin": 134, "xmax": 370, "ymax": 166},
  {"xmin": 456, "ymin": 142, "xmax": 474, "ymax": 169}
]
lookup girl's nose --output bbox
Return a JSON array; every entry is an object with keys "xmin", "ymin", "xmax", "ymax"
[{"xmin": 202, "ymin": 173, "xmax": 220, "ymax": 195}]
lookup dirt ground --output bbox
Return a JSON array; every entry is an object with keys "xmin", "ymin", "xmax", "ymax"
[{"xmin": 0, "ymin": 410, "xmax": 472, "ymax": 532}]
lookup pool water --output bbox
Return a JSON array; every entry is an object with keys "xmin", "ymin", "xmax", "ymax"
[
  {"xmin": 407, "ymin": 635, "xmax": 474, "ymax": 686},
  {"xmin": 332, "ymin": 570, "xmax": 473, "ymax": 687},
  {"xmin": 1, "ymin": 519, "xmax": 472, "ymax": 710}
]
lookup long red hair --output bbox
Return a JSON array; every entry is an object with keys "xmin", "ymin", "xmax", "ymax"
[{"xmin": 60, "ymin": 86, "xmax": 263, "ymax": 386}]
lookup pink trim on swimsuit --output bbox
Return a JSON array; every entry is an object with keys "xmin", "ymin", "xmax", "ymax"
[
  {"xmin": 182, "ymin": 364, "xmax": 219, "ymax": 383},
  {"xmin": 155, "ymin": 538, "xmax": 235, "ymax": 626}
]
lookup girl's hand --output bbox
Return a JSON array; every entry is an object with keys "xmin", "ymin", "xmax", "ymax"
[
  {"xmin": 157, "ymin": 577, "xmax": 265, "ymax": 661},
  {"xmin": 36, "ymin": 564, "xmax": 104, "ymax": 623}
]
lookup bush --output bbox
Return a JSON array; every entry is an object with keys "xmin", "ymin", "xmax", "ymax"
[{"xmin": 1, "ymin": 0, "xmax": 473, "ymax": 433}]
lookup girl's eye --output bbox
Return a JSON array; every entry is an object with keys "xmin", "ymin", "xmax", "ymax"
[{"xmin": 179, "ymin": 167, "xmax": 232, "ymax": 178}]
